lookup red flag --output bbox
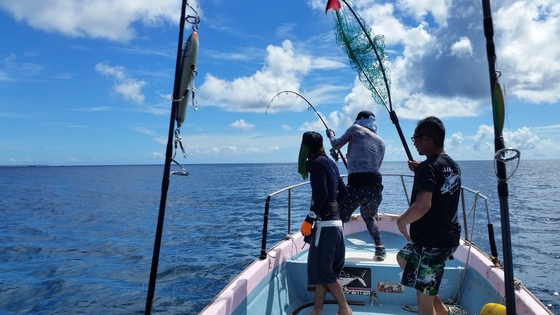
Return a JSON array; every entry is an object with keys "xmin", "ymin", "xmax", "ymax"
[{"xmin": 325, "ymin": 0, "xmax": 341, "ymax": 14}]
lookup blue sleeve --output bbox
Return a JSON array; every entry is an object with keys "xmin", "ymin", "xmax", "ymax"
[
  {"xmin": 337, "ymin": 176, "xmax": 348, "ymax": 204},
  {"xmin": 309, "ymin": 160, "xmax": 328, "ymax": 214}
]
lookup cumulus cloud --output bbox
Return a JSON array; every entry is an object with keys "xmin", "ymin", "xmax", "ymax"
[
  {"xmin": 472, "ymin": 124, "xmax": 550, "ymax": 154},
  {"xmin": 448, "ymin": 132, "xmax": 463, "ymax": 149},
  {"xmin": 95, "ymin": 61, "xmax": 146, "ymax": 103},
  {"xmin": 5, "ymin": 0, "xmax": 557, "ymax": 121},
  {"xmin": 0, "ymin": 0, "xmax": 195, "ymax": 42},
  {"xmin": 2, "ymin": 0, "xmax": 559, "ymax": 163},
  {"xmin": 198, "ymin": 40, "xmax": 346, "ymax": 113},
  {"xmin": 230, "ymin": 119, "xmax": 254, "ymax": 130},
  {"xmin": 472, "ymin": 124, "xmax": 495, "ymax": 152},
  {"xmin": 504, "ymin": 126, "xmax": 540, "ymax": 150},
  {"xmin": 450, "ymin": 37, "xmax": 473, "ymax": 58},
  {"xmin": 311, "ymin": 0, "xmax": 560, "ymax": 124},
  {"xmin": 496, "ymin": 1, "xmax": 560, "ymax": 103}
]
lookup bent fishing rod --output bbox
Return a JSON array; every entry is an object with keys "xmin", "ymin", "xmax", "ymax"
[{"xmin": 266, "ymin": 90, "xmax": 348, "ymax": 169}]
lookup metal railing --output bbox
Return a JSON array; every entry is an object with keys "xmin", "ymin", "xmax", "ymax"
[{"xmin": 259, "ymin": 173, "xmax": 493, "ymax": 261}]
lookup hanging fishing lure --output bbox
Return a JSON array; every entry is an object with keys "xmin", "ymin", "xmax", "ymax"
[
  {"xmin": 176, "ymin": 21, "xmax": 199, "ymax": 128},
  {"xmin": 172, "ymin": 2, "xmax": 200, "ymax": 176},
  {"xmin": 325, "ymin": 0, "xmax": 413, "ymax": 160},
  {"xmin": 266, "ymin": 90, "xmax": 348, "ymax": 168}
]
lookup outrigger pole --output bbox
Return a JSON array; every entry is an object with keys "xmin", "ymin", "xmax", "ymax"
[
  {"xmin": 145, "ymin": 0, "xmax": 188, "ymax": 313},
  {"xmin": 481, "ymin": 1, "xmax": 516, "ymax": 314}
]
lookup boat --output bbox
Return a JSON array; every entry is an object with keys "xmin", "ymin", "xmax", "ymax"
[
  {"xmin": 198, "ymin": 173, "xmax": 553, "ymax": 315},
  {"xmin": 143, "ymin": 1, "xmax": 554, "ymax": 315}
]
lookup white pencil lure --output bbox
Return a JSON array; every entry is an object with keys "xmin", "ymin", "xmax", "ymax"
[
  {"xmin": 171, "ymin": 2, "xmax": 200, "ymax": 176},
  {"xmin": 176, "ymin": 29, "xmax": 199, "ymax": 128}
]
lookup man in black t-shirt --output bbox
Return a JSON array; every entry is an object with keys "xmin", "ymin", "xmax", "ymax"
[{"xmin": 395, "ymin": 116, "xmax": 464, "ymax": 315}]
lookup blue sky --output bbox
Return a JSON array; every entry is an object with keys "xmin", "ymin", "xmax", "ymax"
[{"xmin": 1, "ymin": 0, "xmax": 559, "ymax": 166}]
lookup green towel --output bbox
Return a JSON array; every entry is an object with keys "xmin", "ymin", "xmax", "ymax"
[{"xmin": 297, "ymin": 144, "xmax": 310, "ymax": 180}]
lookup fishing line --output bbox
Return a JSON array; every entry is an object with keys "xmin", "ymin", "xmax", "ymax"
[
  {"xmin": 265, "ymin": 90, "xmax": 348, "ymax": 169},
  {"xmin": 146, "ymin": 1, "xmax": 201, "ymax": 312}
]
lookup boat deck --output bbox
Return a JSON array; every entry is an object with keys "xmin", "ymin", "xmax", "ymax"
[
  {"xmin": 294, "ymin": 304, "xmax": 415, "ymax": 315},
  {"xmin": 288, "ymin": 229, "xmax": 465, "ymax": 315}
]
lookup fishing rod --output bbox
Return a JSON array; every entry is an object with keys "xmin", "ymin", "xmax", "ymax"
[
  {"xmin": 482, "ymin": 1, "xmax": 520, "ymax": 314},
  {"xmin": 265, "ymin": 90, "xmax": 348, "ymax": 169},
  {"xmin": 326, "ymin": 0, "xmax": 414, "ymax": 161},
  {"xmin": 145, "ymin": 0, "xmax": 190, "ymax": 313}
]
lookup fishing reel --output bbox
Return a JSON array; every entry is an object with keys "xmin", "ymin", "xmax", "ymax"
[{"xmin": 329, "ymin": 148, "xmax": 339, "ymax": 161}]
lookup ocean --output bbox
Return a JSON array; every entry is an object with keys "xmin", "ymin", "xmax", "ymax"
[{"xmin": 0, "ymin": 161, "xmax": 558, "ymax": 314}]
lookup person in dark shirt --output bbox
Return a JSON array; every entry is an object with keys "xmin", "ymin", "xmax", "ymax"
[
  {"xmin": 396, "ymin": 116, "xmax": 463, "ymax": 315},
  {"xmin": 298, "ymin": 131, "xmax": 351, "ymax": 315}
]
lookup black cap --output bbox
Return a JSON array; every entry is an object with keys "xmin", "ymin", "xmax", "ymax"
[
  {"xmin": 356, "ymin": 110, "xmax": 374, "ymax": 120},
  {"xmin": 302, "ymin": 131, "xmax": 323, "ymax": 152}
]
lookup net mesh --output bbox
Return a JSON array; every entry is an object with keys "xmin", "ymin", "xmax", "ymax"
[{"xmin": 332, "ymin": 4, "xmax": 391, "ymax": 108}]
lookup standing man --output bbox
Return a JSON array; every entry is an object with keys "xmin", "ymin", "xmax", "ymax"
[
  {"xmin": 298, "ymin": 131, "xmax": 352, "ymax": 315},
  {"xmin": 396, "ymin": 116, "xmax": 464, "ymax": 315},
  {"xmin": 326, "ymin": 110, "xmax": 387, "ymax": 261}
]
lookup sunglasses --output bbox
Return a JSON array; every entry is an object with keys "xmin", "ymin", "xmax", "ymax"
[{"xmin": 410, "ymin": 135, "xmax": 428, "ymax": 143}]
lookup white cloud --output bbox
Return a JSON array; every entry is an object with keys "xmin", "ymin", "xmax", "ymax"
[
  {"xmin": 396, "ymin": 0, "xmax": 452, "ymax": 27},
  {"xmin": 95, "ymin": 61, "xmax": 146, "ymax": 103},
  {"xmin": 471, "ymin": 124, "xmax": 558, "ymax": 159},
  {"xmin": 472, "ymin": 124, "xmax": 495, "ymax": 152},
  {"xmin": 133, "ymin": 127, "xmax": 157, "ymax": 136},
  {"xmin": 0, "ymin": 0, "xmax": 196, "ymax": 42},
  {"xmin": 311, "ymin": 0, "xmax": 560, "ymax": 125},
  {"xmin": 199, "ymin": 40, "xmax": 346, "ymax": 112},
  {"xmin": 450, "ymin": 37, "xmax": 473, "ymax": 58},
  {"xmin": 504, "ymin": 126, "xmax": 540, "ymax": 150},
  {"xmin": 1, "ymin": 52, "xmax": 45, "ymax": 81},
  {"xmin": 496, "ymin": 1, "xmax": 560, "ymax": 104},
  {"xmin": 231, "ymin": 119, "xmax": 254, "ymax": 130},
  {"xmin": 448, "ymin": 132, "xmax": 463, "ymax": 149}
]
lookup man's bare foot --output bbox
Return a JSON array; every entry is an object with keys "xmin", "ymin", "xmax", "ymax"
[{"xmin": 337, "ymin": 305, "xmax": 352, "ymax": 315}]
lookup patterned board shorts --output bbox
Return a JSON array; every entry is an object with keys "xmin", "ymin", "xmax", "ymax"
[{"xmin": 398, "ymin": 242, "xmax": 457, "ymax": 296}]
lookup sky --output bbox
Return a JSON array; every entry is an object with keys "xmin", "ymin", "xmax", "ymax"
[{"xmin": 0, "ymin": 0, "xmax": 559, "ymax": 166}]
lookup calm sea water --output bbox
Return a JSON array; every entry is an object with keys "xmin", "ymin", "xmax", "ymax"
[{"xmin": 0, "ymin": 161, "xmax": 558, "ymax": 314}]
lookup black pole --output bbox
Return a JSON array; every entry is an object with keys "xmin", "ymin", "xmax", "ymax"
[
  {"xmin": 144, "ymin": 1, "xmax": 188, "ymax": 313},
  {"xmin": 259, "ymin": 196, "xmax": 271, "ymax": 260},
  {"xmin": 481, "ymin": 0, "xmax": 516, "ymax": 314}
]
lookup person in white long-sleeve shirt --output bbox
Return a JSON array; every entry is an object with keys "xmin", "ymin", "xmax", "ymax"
[{"xmin": 326, "ymin": 110, "xmax": 387, "ymax": 261}]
